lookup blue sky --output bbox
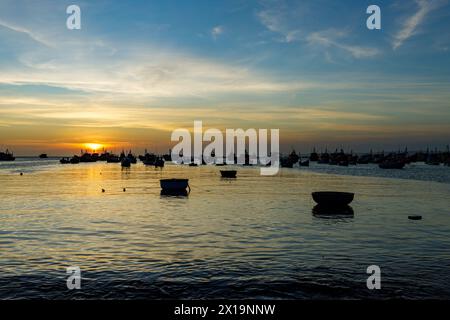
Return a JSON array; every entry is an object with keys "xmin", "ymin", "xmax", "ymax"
[{"xmin": 0, "ymin": 0, "xmax": 449, "ymax": 154}]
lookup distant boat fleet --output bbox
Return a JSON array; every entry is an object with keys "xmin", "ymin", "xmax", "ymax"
[
  {"xmin": 2, "ymin": 146, "xmax": 450, "ymax": 169},
  {"xmin": 3, "ymin": 146, "xmax": 434, "ymax": 218},
  {"xmin": 57, "ymin": 149, "xmax": 170, "ymax": 168},
  {"xmin": 280, "ymin": 147, "xmax": 450, "ymax": 169}
]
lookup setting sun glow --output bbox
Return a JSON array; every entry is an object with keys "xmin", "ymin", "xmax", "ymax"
[{"xmin": 84, "ymin": 143, "xmax": 104, "ymax": 151}]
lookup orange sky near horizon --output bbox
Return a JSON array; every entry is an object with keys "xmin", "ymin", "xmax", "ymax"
[{"xmin": 1, "ymin": 0, "xmax": 450, "ymax": 156}]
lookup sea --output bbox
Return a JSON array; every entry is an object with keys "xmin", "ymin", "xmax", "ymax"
[{"xmin": 1, "ymin": 158, "xmax": 450, "ymax": 299}]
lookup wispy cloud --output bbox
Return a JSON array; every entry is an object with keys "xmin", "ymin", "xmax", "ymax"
[
  {"xmin": 257, "ymin": 2, "xmax": 379, "ymax": 59},
  {"xmin": 0, "ymin": 18, "xmax": 52, "ymax": 47},
  {"xmin": 392, "ymin": 0, "xmax": 443, "ymax": 50},
  {"xmin": 0, "ymin": 42, "xmax": 318, "ymax": 99},
  {"xmin": 307, "ymin": 30, "xmax": 380, "ymax": 59},
  {"xmin": 211, "ymin": 25, "xmax": 224, "ymax": 40},
  {"xmin": 256, "ymin": 3, "xmax": 302, "ymax": 43},
  {"xmin": 0, "ymin": 14, "xmax": 328, "ymax": 102}
]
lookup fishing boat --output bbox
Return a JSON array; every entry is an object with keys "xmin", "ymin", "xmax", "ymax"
[
  {"xmin": 39, "ymin": 154, "xmax": 48, "ymax": 159},
  {"xmin": 98, "ymin": 150, "xmax": 111, "ymax": 161},
  {"xmin": 287, "ymin": 150, "xmax": 299, "ymax": 164},
  {"xmin": 280, "ymin": 158, "xmax": 294, "ymax": 168},
  {"xmin": 329, "ymin": 160, "xmax": 338, "ymax": 165},
  {"xmin": 139, "ymin": 150, "xmax": 157, "ymax": 164},
  {"xmin": 142, "ymin": 159, "xmax": 155, "ymax": 165},
  {"xmin": 106, "ymin": 154, "xmax": 120, "ymax": 163},
  {"xmin": 220, "ymin": 170, "xmax": 237, "ymax": 178},
  {"xmin": 126, "ymin": 151, "xmax": 137, "ymax": 164},
  {"xmin": 121, "ymin": 158, "xmax": 131, "ymax": 168},
  {"xmin": 155, "ymin": 157, "xmax": 165, "ymax": 168},
  {"xmin": 357, "ymin": 156, "xmax": 370, "ymax": 164},
  {"xmin": 299, "ymin": 159, "xmax": 310, "ymax": 167},
  {"xmin": 70, "ymin": 156, "xmax": 80, "ymax": 164},
  {"xmin": 309, "ymin": 148, "xmax": 319, "ymax": 162},
  {"xmin": 0, "ymin": 149, "xmax": 15, "ymax": 161},
  {"xmin": 379, "ymin": 161, "xmax": 405, "ymax": 169},
  {"xmin": 79, "ymin": 152, "xmax": 96, "ymax": 163},
  {"xmin": 60, "ymin": 157, "xmax": 70, "ymax": 164},
  {"xmin": 338, "ymin": 160, "xmax": 349, "ymax": 167},
  {"xmin": 312, "ymin": 191, "xmax": 354, "ymax": 207},
  {"xmin": 160, "ymin": 179, "xmax": 190, "ymax": 193}
]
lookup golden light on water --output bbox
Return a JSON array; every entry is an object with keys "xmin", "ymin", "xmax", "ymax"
[{"xmin": 84, "ymin": 143, "xmax": 104, "ymax": 151}]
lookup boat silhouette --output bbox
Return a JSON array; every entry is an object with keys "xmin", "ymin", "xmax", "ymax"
[
  {"xmin": 160, "ymin": 179, "xmax": 190, "ymax": 195},
  {"xmin": 125, "ymin": 150, "xmax": 137, "ymax": 164},
  {"xmin": 299, "ymin": 159, "xmax": 309, "ymax": 167},
  {"xmin": 79, "ymin": 152, "xmax": 97, "ymax": 162},
  {"xmin": 379, "ymin": 161, "xmax": 405, "ymax": 169},
  {"xmin": 60, "ymin": 157, "xmax": 70, "ymax": 164},
  {"xmin": 106, "ymin": 154, "xmax": 121, "ymax": 163},
  {"xmin": 70, "ymin": 156, "xmax": 80, "ymax": 164},
  {"xmin": 312, "ymin": 192, "xmax": 354, "ymax": 207},
  {"xmin": 220, "ymin": 170, "xmax": 237, "ymax": 178},
  {"xmin": 139, "ymin": 149, "xmax": 158, "ymax": 164},
  {"xmin": 121, "ymin": 157, "xmax": 131, "ymax": 168},
  {"xmin": 155, "ymin": 157, "xmax": 165, "ymax": 168},
  {"xmin": 0, "ymin": 149, "xmax": 15, "ymax": 161}
]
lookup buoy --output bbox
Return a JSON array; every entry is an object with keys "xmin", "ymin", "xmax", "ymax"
[
  {"xmin": 408, "ymin": 215, "xmax": 422, "ymax": 220},
  {"xmin": 20, "ymin": 172, "xmax": 23, "ymax": 176},
  {"xmin": 123, "ymin": 188, "xmax": 126, "ymax": 192},
  {"xmin": 102, "ymin": 189, "xmax": 105, "ymax": 193}
]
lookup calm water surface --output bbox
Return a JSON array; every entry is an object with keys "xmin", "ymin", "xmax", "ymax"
[{"xmin": 1, "ymin": 159, "xmax": 450, "ymax": 299}]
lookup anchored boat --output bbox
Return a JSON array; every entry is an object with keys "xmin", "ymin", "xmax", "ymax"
[
  {"xmin": 160, "ymin": 179, "xmax": 190, "ymax": 195},
  {"xmin": 60, "ymin": 157, "xmax": 70, "ymax": 164},
  {"xmin": 121, "ymin": 158, "xmax": 131, "ymax": 168},
  {"xmin": 220, "ymin": 170, "xmax": 237, "ymax": 178},
  {"xmin": 379, "ymin": 161, "xmax": 405, "ymax": 169},
  {"xmin": 299, "ymin": 159, "xmax": 310, "ymax": 167},
  {"xmin": 0, "ymin": 149, "xmax": 15, "ymax": 161},
  {"xmin": 155, "ymin": 157, "xmax": 165, "ymax": 168},
  {"xmin": 312, "ymin": 191, "xmax": 354, "ymax": 207}
]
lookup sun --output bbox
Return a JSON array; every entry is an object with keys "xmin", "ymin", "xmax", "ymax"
[{"xmin": 84, "ymin": 143, "xmax": 104, "ymax": 151}]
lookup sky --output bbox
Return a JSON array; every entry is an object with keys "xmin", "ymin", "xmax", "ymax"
[{"xmin": 0, "ymin": 0, "xmax": 449, "ymax": 155}]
